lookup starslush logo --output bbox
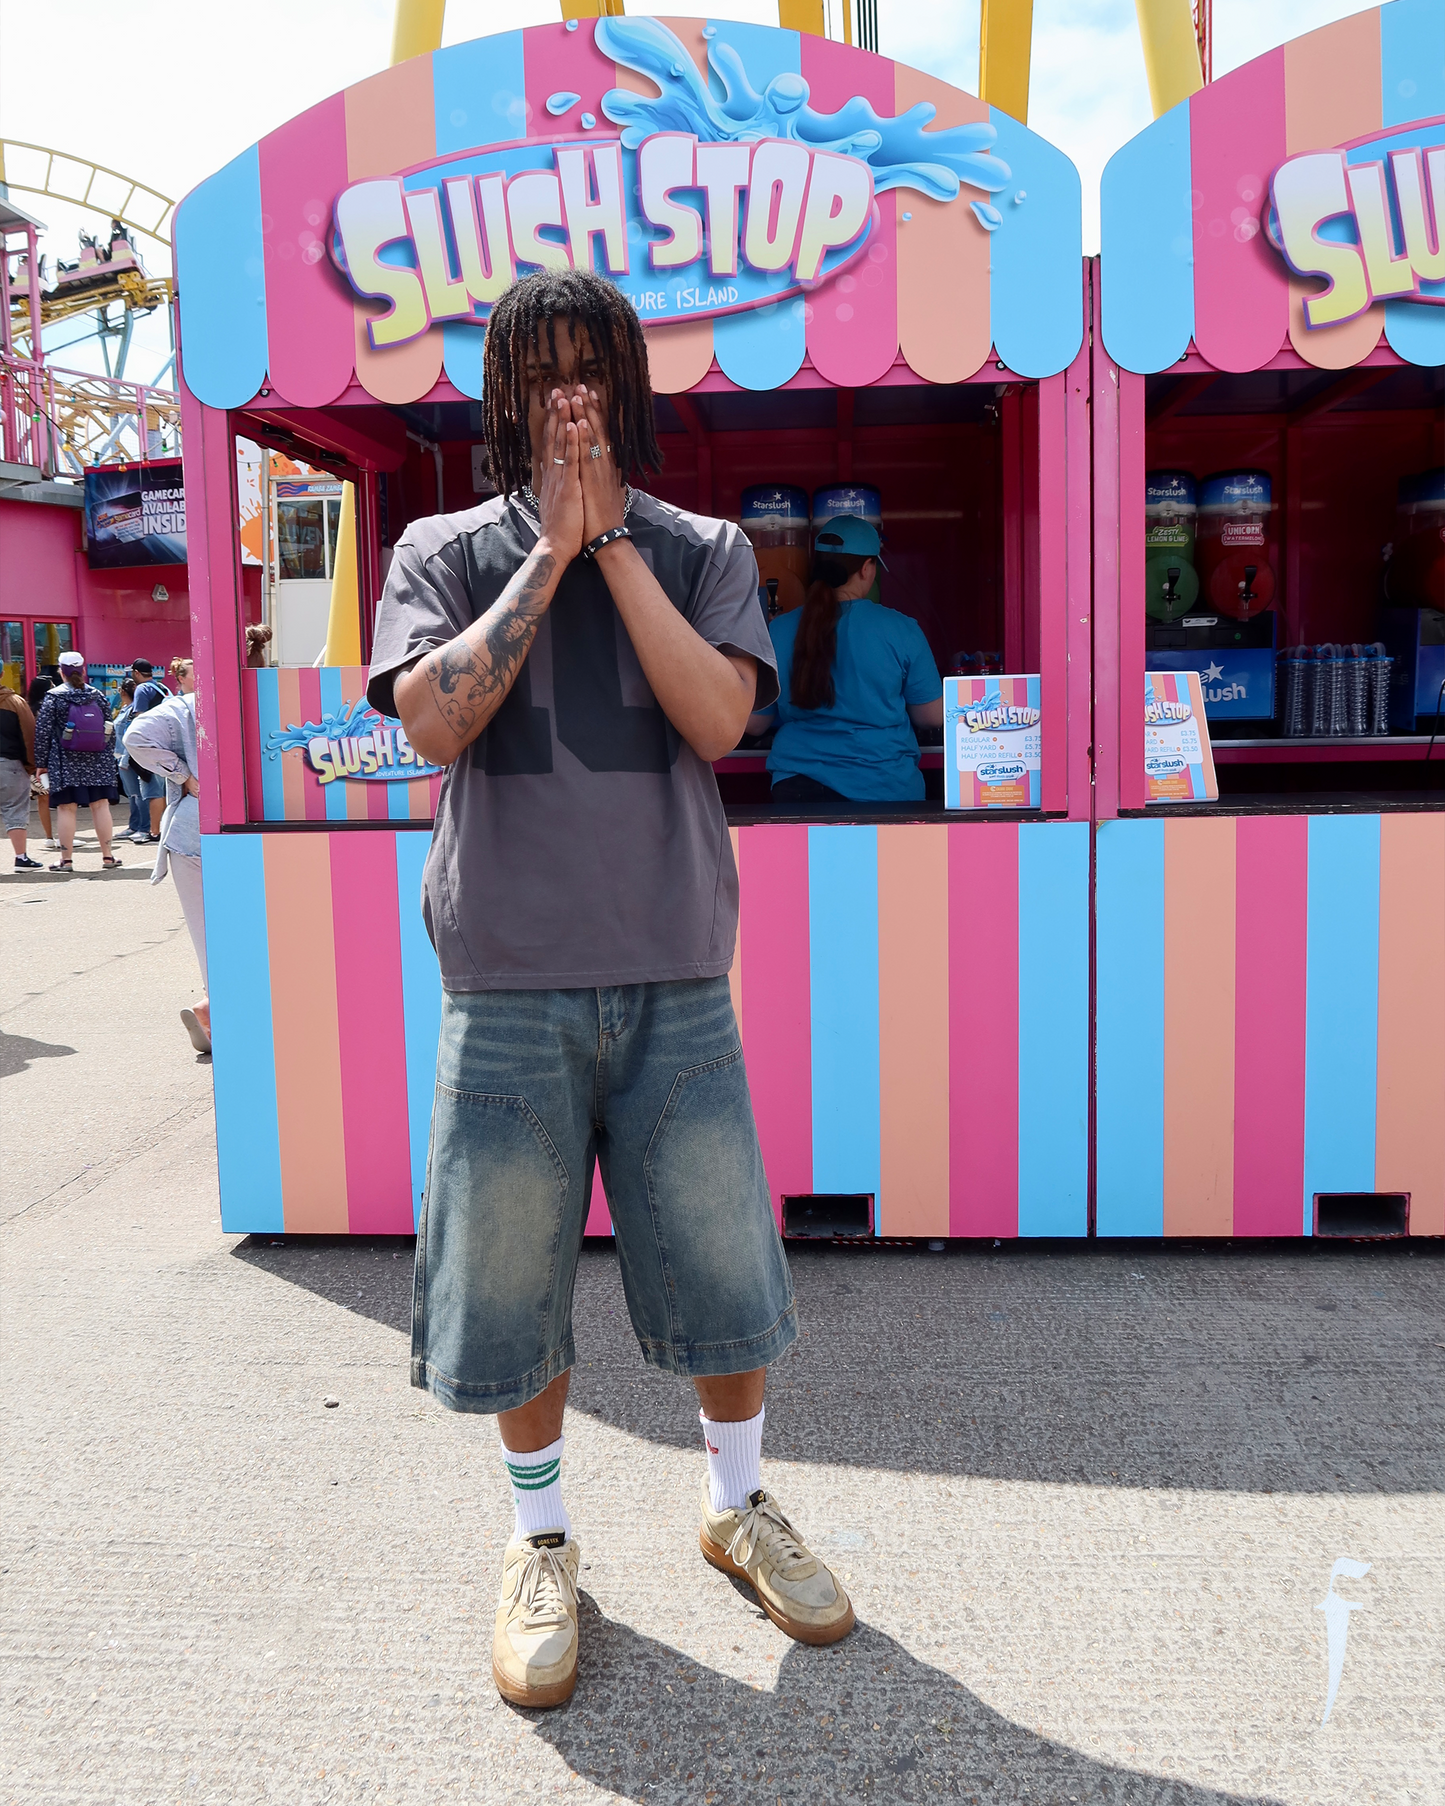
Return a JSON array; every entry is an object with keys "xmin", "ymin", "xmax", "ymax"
[
  {"xmin": 329, "ymin": 16, "xmax": 1012, "ymax": 343},
  {"xmin": 265, "ymin": 696, "xmax": 443, "ymax": 785},
  {"xmin": 1266, "ymin": 138, "xmax": 1444, "ymax": 330},
  {"xmin": 978, "ymin": 760, "xmax": 1027, "ymax": 782},
  {"xmin": 1145, "ymin": 752, "xmax": 1188, "ymax": 776}
]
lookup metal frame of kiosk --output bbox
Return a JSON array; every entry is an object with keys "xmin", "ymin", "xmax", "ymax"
[
  {"xmin": 1093, "ymin": 0, "xmax": 1445, "ymax": 1241},
  {"xmin": 178, "ymin": 18, "xmax": 1093, "ymax": 1239}
]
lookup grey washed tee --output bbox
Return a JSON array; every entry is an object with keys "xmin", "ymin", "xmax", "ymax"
[{"xmin": 368, "ymin": 490, "xmax": 778, "ymax": 991}]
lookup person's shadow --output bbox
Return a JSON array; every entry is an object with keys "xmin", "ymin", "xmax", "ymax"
[
  {"xmin": 523, "ymin": 1610, "xmax": 1280, "ymax": 1805},
  {"xmin": 0, "ymin": 1029, "xmax": 75, "ymax": 1080}
]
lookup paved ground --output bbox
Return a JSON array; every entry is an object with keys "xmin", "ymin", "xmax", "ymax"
[{"xmin": 2, "ymin": 849, "xmax": 1442, "ymax": 1805}]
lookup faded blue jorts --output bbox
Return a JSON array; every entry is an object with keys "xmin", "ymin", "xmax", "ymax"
[{"xmin": 412, "ymin": 977, "xmax": 797, "ymax": 1413}]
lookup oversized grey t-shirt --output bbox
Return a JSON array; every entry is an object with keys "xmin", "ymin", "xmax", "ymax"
[{"xmin": 368, "ymin": 490, "xmax": 778, "ymax": 991}]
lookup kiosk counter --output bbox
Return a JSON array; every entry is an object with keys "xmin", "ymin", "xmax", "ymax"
[
  {"xmin": 1096, "ymin": 0, "xmax": 1445, "ymax": 1240},
  {"xmin": 176, "ymin": 17, "xmax": 1093, "ymax": 1242}
]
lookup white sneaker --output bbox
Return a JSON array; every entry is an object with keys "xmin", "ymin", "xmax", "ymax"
[
  {"xmin": 42, "ymin": 838, "xmax": 61, "ymax": 850},
  {"xmin": 492, "ymin": 1531, "xmax": 580, "ymax": 1708},
  {"xmin": 699, "ymin": 1486, "xmax": 855, "ymax": 1645}
]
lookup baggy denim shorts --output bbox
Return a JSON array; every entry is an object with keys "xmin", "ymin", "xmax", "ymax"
[{"xmin": 412, "ymin": 976, "xmax": 798, "ymax": 1414}]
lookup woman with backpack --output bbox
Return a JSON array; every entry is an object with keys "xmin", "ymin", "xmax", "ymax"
[{"xmin": 31, "ymin": 650, "xmax": 121, "ymax": 872}]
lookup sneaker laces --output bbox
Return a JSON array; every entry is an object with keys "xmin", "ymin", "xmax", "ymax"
[
  {"xmin": 725, "ymin": 1493, "xmax": 816, "ymax": 1575},
  {"xmin": 508, "ymin": 1542, "xmax": 578, "ymax": 1632}
]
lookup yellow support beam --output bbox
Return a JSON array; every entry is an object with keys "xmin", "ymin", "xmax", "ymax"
[
  {"xmin": 560, "ymin": 0, "xmax": 626, "ymax": 16},
  {"xmin": 978, "ymin": 0, "xmax": 1033, "ymax": 124},
  {"xmin": 778, "ymin": 0, "xmax": 825, "ymax": 35},
  {"xmin": 1134, "ymin": 0, "xmax": 1204, "ymax": 118},
  {"xmin": 390, "ymin": 0, "xmax": 446, "ymax": 64}
]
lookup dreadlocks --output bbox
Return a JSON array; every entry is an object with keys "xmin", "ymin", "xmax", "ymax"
[{"xmin": 481, "ymin": 269, "xmax": 663, "ymax": 499}]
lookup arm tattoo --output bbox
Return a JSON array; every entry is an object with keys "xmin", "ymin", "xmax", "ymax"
[{"xmin": 423, "ymin": 552, "xmax": 556, "ymax": 744}]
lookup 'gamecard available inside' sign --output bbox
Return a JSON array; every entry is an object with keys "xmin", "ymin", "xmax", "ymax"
[{"xmin": 944, "ymin": 675, "xmax": 1042, "ymax": 810}]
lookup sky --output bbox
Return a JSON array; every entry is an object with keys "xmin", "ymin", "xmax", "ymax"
[{"xmin": 1, "ymin": 0, "xmax": 1373, "ymax": 388}]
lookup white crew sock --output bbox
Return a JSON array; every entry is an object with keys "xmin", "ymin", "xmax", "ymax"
[
  {"xmin": 500, "ymin": 1433, "xmax": 572, "ymax": 1541},
  {"xmin": 700, "ymin": 1405, "xmax": 765, "ymax": 1513}
]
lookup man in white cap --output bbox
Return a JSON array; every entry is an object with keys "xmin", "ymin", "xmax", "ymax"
[{"xmin": 31, "ymin": 651, "xmax": 122, "ymax": 872}]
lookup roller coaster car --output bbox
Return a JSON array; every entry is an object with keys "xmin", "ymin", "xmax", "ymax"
[
  {"xmin": 44, "ymin": 221, "xmax": 144, "ymax": 301},
  {"xmin": 6, "ymin": 253, "xmax": 47, "ymax": 298}
]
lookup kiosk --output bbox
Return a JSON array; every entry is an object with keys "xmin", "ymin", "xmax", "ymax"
[
  {"xmin": 1095, "ymin": 0, "xmax": 1444, "ymax": 1240},
  {"xmin": 177, "ymin": 17, "xmax": 1092, "ymax": 1241}
]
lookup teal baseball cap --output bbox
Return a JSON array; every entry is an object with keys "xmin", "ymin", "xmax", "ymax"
[{"xmin": 814, "ymin": 514, "xmax": 888, "ymax": 570}]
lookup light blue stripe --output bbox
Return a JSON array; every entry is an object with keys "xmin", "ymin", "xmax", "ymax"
[
  {"xmin": 708, "ymin": 21, "xmax": 808, "ymax": 391},
  {"xmin": 807, "ymin": 826, "xmax": 881, "ymax": 1214},
  {"xmin": 1094, "ymin": 820, "xmax": 1165, "ymax": 1237},
  {"xmin": 1303, "ymin": 815, "xmax": 1381, "ymax": 1233},
  {"xmin": 254, "ymin": 668, "xmax": 284, "ymax": 822},
  {"xmin": 1099, "ymin": 100, "xmax": 1194, "ymax": 375},
  {"xmin": 1016, "ymin": 821, "xmax": 1089, "ymax": 1237},
  {"xmin": 988, "ymin": 109, "xmax": 1084, "ymax": 379},
  {"xmin": 202, "ymin": 833, "xmax": 283, "ymax": 1233},
  {"xmin": 434, "ymin": 31, "xmax": 525, "ymax": 399},
  {"xmin": 396, "ymin": 829, "xmax": 442, "ymax": 1227},
  {"xmin": 387, "ymin": 764, "xmax": 412, "ymax": 819},
  {"xmin": 1379, "ymin": 2, "xmax": 1445, "ymax": 366},
  {"xmin": 318, "ymin": 668, "xmax": 349, "ymax": 821},
  {"xmin": 174, "ymin": 145, "xmax": 269, "ymax": 409}
]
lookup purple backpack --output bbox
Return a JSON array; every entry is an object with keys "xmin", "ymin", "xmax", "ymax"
[{"xmin": 61, "ymin": 692, "xmax": 108, "ymax": 752}]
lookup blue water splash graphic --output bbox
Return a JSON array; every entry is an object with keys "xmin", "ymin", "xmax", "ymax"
[
  {"xmin": 581, "ymin": 112, "xmax": 597, "ymax": 129},
  {"xmin": 547, "ymin": 91, "xmax": 581, "ymax": 116},
  {"xmin": 264, "ymin": 696, "xmax": 377, "ymax": 760},
  {"xmin": 595, "ymin": 15, "xmax": 1010, "ymax": 207},
  {"xmin": 971, "ymin": 202, "xmax": 1003, "ymax": 232}
]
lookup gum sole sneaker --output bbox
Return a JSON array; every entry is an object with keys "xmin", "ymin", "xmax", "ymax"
[
  {"xmin": 492, "ymin": 1530, "xmax": 580, "ymax": 1709},
  {"xmin": 699, "ymin": 1486, "xmax": 855, "ymax": 1646}
]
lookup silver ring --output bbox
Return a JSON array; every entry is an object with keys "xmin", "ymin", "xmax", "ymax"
[
  {"xmin": 553, "ymin": 457, "xmax": 565, "ymax": 465},
  {"xmin": 589, "ymin": 445, "xmax": 603, "ymax": 460}
]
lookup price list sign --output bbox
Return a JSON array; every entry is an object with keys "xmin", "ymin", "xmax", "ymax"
[
  {"xmin": 1144, "ymin": 670, "xmax": 1219, "ymax": 803},
  {"xmin": 943, "ymin": 675, "xmax": 1042, "ymax": 810}
]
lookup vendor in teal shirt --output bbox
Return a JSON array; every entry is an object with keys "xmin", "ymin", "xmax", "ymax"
[{"xmin": 745, "ymin": 516, "xmax": 944, "ymax": 802}]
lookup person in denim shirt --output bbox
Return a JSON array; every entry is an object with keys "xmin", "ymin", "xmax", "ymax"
[{"xmin": 125, "ymin": 660, "xmax": 207, "ymax": 1053}]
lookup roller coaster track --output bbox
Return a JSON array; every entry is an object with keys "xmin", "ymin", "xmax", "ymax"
[{"xmin": 0, "ymin": 140, "xmax": 174, "ymax": 245}]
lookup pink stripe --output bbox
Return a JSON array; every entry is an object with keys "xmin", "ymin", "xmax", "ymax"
[
  {"xmin": 295, "ymin": 669, "xmax": 327, "ymax": 821},
  {"xmin": 330, "ymin": 833, "xmax": 414, "ymax": 1234},
  {"xmin": 802, "ymin": 37, "xmax": 899, "ymax": 387},
  {"xmin": 241, "ymin": 670, "xmax": 264, "ymax": 824},
  {"xmin": 585, "ymin": 1167, "xmax": 612, "ymax": 1236},
  {"xmin": 1190, "ymin": 49, "xmax": 1288, "ymax": 373},
  {"xmin": 367, "ymin": 776, "xmax": 391, "ymax": 820},
  {"xmin": 948, "ymin": 823, "xmax": 1019, "ymax": 1235},
  {"xmin": 1063, "ymin": 323, "xmax": 1093, "ymax": 818},
  {"xmin": 1037, "ymin": 374, "xmax": 1067, "ymax": 814},
  {"xmin": 524, "ymin": 20, "xmax": 613, "ymax": 143},
  {"xmin": 260, "ymin": 93, "xmax": 355, "ymax": 406},
  {"xmin": 1232, "ymin": 815, "xmax": 1307, "ymax": 1234},
  {"xmin": 1117, "ymin": 369, "xmax": 1147, "ymax": 810},
  {"xmin": 738, "ymin": 826, "xmax": 811, "ymax": 1221}
]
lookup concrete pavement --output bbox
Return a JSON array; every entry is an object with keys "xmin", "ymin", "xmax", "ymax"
[{"xmin": 2, "ymin": 859, "xmax": 1442, "ymax": 1804}]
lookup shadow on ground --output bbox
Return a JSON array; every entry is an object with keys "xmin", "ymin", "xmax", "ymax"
[
  {"xmin": 518, "ymin": 1610, "xmax": 1282, "ymax": 1805},
  {"xmin": 0, "ymin": 1029, "xmax": 76, "ymax": 1078},
  {"xmin": 232, "ymin": 1236, "xmax": 1444, "ymax": 1497}
]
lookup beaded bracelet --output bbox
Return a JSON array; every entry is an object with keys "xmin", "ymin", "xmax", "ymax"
[{"xmin": 582, "ymin": 525, "xmax": 632, "ymax": 559}]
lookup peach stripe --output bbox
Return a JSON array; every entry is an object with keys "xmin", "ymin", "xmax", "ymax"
[
  {"xmin": 277, "ymin": 667, "xmax": 306, "ymax": 821},
  {"xmin": 727, "ymin": 824, "xmax": 744, "ymax": 1041},
  {"xmin": 264, "ymin": 835, "xmax": 349, "ymax": 1231},
  {"xmin": 408, "ymin": 776, "xmax": 432, "ymax": 819},
  {"xmin": 345, "ymin": 59, "xmax": 444, "ymax": 402},
  {"xmin": 1375, "ymin": 814, "xmax": 1445, "ymax": 1235},
  {"xmin": 1285, "ymin": 10, "xmax": 1382, "ymax": 366},
  {"xmin": 893, "ymin": 64, "xmax": 991, "ymax": 383},
  {"xmin": 1163, "ymin": 818, "xmax": 1236, "ymax": 1236},
  {"xmin": 644, "ymin": 319, "xmax": 716, "ymax": 394},
  {"xmin": 877, "ymin": 825, "xmax": 950, "ymax": 1236}
]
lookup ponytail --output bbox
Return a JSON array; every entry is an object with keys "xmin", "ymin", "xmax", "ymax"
[{"xmin": 791, "ymin": 552, "xmax": 867, "ymax": 711}]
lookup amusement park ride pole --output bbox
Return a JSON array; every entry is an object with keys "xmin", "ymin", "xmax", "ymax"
[
  {"xmin": 1133, "ymin": 0, "xmax": 1204, "ymax": 117},
  {"xmin": 978, "ymin": 0, "xmax": 1033, "ymax": 124}
]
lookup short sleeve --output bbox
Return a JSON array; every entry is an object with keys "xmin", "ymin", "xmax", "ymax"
[
  {"xmin": 899, "ymin": 617, "xmax": 944, "ymax": 706},
  {"xmin": 686, "ymin": 525, "xmax": 779, "ymax": 711},
  {"xmin": 367, "ymin": 535, "xmax": 471, "ymax": 719}
]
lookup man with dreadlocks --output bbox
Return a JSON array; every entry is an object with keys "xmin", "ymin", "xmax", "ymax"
[{"xmin": 368, "ymin": 269, "xmax": 854, "ymax": 1710}]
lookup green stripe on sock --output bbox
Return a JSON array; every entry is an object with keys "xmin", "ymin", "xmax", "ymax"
[{"xmin": 506, "ymin": 1461, "xmax": 560, "ymax": 1489}]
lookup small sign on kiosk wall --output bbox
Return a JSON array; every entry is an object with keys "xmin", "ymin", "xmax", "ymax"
[
  {"xmin": 943, "ymin": 675, "xmax": 1042, "ymax": 810},
  {"xmin": 1144, "ymin": 671, "xmax": 1219, "ymax": 803}
]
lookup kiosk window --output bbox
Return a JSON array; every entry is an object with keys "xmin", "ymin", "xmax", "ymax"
[
  {"xmin": 33, "ymin": 621, "xmax": 74, "ymax": 676},
  {"xmin": 276, "ymin": 495, "xmax": 344, "ymax": 581},
  {"xmin": 1, "ymin": 622, "xmax": 22, "ymax": 693}
]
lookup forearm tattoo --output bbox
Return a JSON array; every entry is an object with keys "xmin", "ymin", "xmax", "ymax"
[{"xmin": 423, "ymin": 552, "xmax": 556, "ymax": 743}]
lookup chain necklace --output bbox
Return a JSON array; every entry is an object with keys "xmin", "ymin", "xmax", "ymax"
[{"xmin": 517, "ymin": 483, "xmax": 634, "ymax": 519}]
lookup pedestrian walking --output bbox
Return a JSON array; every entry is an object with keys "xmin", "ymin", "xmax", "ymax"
[
  {"xmin": 124, "ymin": 659, "xmax": 208, "ymax": 1052},
  {"xmin": 125, "ymin": 659, "xmax": 170, "ymax": 841},
  {"xmin": 0, "ymin": 685, "xmax": 41, "ymax": 869},
  {"xmin": 32, "ymin": 650, "xmax": 121, "ymax": 872},
  {"xmin": 373, "ymin": 270, "xmax": 851, "ymax": 1713},
  {"xmin": 25, "ymin": 676, "xmax": 58, "ymax": 848}
]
